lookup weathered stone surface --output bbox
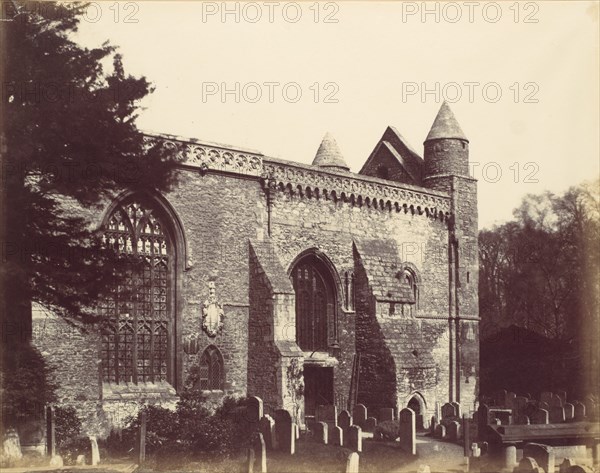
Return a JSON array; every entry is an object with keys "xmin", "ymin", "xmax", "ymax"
[
  {"xmin": 347, "ymin": 425, "xmax": 362, "ymax": 453},
  {"xmin": 379, "ymin": 408, "xmax": 394, "ymax": 422},
  {"xmin": 338, "ymin": 410, "xmax": 353, "ymax": 432},
  {"xmin": 247, "ymin": 397, "xmax": 264, "ymax": 424},
  {"xmin": 330, "ymin": 426, "xmax": 343, "ymax": 446},
  {"xmin": 434, "ymin": 424, "xmax": 446, "ymax": 439},
  {"xmin": 550, "ymin": 406, "xmax": 566, "ymax": 423},
  {"xmin": 345, "ymin": 452, "xmax": 359, "ymax": 473},
  {"xmin": 441, "ymin": 403, "xmax": 457, "ymax": 419},
  {"xmin": 532, "ymin": 409, "xmax": 549, "ymax": 425},
  {"xmin": 259, "ymin": 415, "xmax": 275, "ymax": 450},
  {"xmin": 30, "ymin": 107, "xmax": 480, "ymax": 434},
  {"xmin": 353, "ymin": 404, "xmax": 367, "ymax": 428},
  {"xmin": 447, "ymin": 420, "xmax": 461, "ymax": 441},
  {"xmin": 274, "ymin": 409, "xmax": 294, "ymax": 454},
  {"xmin": 314, "ymin": 422, "xmax": 328, "ymax": 445},
  {"xmin": 364, "ymin": 417, "xmax": 377, "ymax": 433},
  {"xmin": 399, "ymin": 408, "xmax": 416, "ymax": 455},
  {"xmin": 564, "ymin": 403, "xmax": 575, "ymax": 421},
  {"xmin": 524, "ymin": 443, "xmax": 555, "ymax": 473}
]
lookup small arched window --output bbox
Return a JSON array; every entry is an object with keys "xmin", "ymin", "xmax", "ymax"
[{"xmin": 198, "ymin": 346, "xmax": 224, "ymax": 390}]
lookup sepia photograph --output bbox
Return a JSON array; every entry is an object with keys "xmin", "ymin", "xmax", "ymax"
[{"xmin": 0, "ymin": 1, "xmax": 598, "ymax": 472}]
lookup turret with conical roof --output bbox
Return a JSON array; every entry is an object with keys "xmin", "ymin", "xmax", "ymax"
[
  {"xmin": 423, "ymin": 101, "xmax": 469, "ymax": 179},
  {"xmin": 312, "ymin": 133, "xmax": 350, "ymax": 171}
]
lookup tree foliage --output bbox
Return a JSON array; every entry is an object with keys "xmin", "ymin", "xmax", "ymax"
[
  {"xmin": 1, "ymin": 1, "xmax": 181, "ymax": 329},
  {"xmin": 479, "ymin": 180, "xmax": 600, "ymax": 394}
]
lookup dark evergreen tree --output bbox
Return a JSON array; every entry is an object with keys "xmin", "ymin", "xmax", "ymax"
[{"xmin": 1, "ymin": 1, "xmax": 181, "ymax": 339}]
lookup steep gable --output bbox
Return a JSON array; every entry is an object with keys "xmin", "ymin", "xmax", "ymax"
[{"xmin": 359, "ymin": 126, "xmax": 424, "ymax": 185}]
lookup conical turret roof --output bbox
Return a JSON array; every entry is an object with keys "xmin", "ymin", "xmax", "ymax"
[
  {"xmin": 425, "ymin": 102, "xmax": 468, "ymax": 142},
  {"xmin": 312, "ymin": 133, "xmax": 350, "ymax": 171}
]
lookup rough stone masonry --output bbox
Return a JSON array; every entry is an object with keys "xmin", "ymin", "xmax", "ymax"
[{"xmin": 33, "ymin": 102, "xmax": 479, "ymax": 436}]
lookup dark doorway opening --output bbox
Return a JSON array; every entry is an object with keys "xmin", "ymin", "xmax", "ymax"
[
  {"xmin": 408, "ymin": 396, "xmax": 425, "ymax": 431},
  {"xmin": 303, "ymin": 366, "xmax": 334, "ymax": 417}
]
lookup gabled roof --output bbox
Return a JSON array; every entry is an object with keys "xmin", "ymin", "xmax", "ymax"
[
  {"xmin": 359, "ymin": 126, "xmax": 424, "ymax": 184},
  {"xmin": 425, "ymin": 101, "xmax": 468, "ymax": 142},
  {"xmin": 312, "ymin": 132, "xmax": 350, "ymax": 171}
]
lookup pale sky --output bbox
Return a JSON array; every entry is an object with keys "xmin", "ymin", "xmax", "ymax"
[{"xmin": 74, "ymin": 1, "xmax": 599, "ymax": 229}]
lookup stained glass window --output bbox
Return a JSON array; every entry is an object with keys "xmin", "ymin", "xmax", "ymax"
[
  {"xmin": 198, "ymin": 346, "xmax": 224, "ymax": 390},
  {"xmin": 100, "ymin": 200, "xmax": 171, "ymax": 384}
]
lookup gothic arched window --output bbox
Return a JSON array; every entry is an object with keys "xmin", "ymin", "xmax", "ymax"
[
  {"xmin": 291, "ymin": 255, "xmax": 337, "ymax": 352},
  {"xmin": 198, "ymin": 346, "xmax": 224, "ymax": 390},
  {"xmin": 99, "ymin": 199, "xmax": 171, "ymax": 384}
]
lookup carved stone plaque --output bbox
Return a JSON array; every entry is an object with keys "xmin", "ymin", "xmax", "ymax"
[{"xmin": 202, "ymin": 281, "xmax": 224, "ymax": 337}]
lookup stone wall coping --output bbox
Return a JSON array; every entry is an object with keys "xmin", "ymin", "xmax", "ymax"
[{"xmin": 142, "ymin": 133, "xmax": 452, "ymax": 217}]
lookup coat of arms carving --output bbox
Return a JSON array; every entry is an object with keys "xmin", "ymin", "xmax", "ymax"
[{"xmin": 202, "ymin": 281, "xmax": 224, "ymax": 337}]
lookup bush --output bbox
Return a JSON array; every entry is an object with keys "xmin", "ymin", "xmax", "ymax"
[
  {"xmin": 374, "ymin": 420, "xmax": 400, "ymax": 441},
  {"xmin": 58, "ymin": 436, "xmax": 91, "ymax": 465},
  {"xmin": 55, "ymin": 406, "xmax": 82, "ymax": 449}
]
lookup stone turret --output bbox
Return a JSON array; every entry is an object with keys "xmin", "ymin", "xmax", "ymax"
[
  {"xmin": 423, "ymin": 102, "xmax": 479, "ymax": 413},
  {"xmin": 423, "ymin": 101, "xmax": 469, "ymax": 179},
  {"xmin": 312, "ymin": 133, "xmax": 350, "ymax": 171}
]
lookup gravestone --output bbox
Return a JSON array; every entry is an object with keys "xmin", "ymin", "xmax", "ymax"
[
  {"xmin": 471, "ymin": 443, "xmax": 481, "ymax": 458},
  {"xmin": 364, "ymin": 417, "xmax": 377, "ymax": 432},
  {"xmin": 138, "ymin": 410, "xmax": 146, "ymax": 464},
  {"xmin": 347, "ymin": 425, "xmax": 362, "ymax": 453},
  {"xmin": 516, "ymin": 457, "xmax": 544, "ymax": 473},
  {"xmin": 259, "ymin": 415, "xmax": 275, "ymax": 450},
  {"xmin": 451, "ymin": 401, "xmax": 462, "ymax": 418},
  {"xmin": 524, "ymin": 443, "xmax": 555, "ymax": 473},
  {"xmin": 551, "ymin": 394, "xmax": 564, "ymax": 408},
  {"xmin": 379, "ymin": 408, "xmax": 394, "ymax": 422},
  {"xmin": 557, "ymin": 390, "xmax": 567, "ymax": 405},
  {"xmin": 567, "ymin": 466, "xmax": 594, "ymax": 473},
  {"xmin": 515, "ymin": 396, "xmax": 529, "ymax": 414},
  {"xmin": 255, "ymin": 433, "xmax": 267, "ymax": 473},
  {"xmin": 46, "ymin": 406, "xmax": 55, "ymax": 458},
  {"xmin": 441, "ymin": 402, "xmax": 457, "ymax": 419},
  {"xmin": 247, "ymin": 397, "xmax": 264, "ymax": 425},
  {"xmin": 434, "ymin": 424, "xmax": 446, "ymax": 439},
  {"xmin": 417, "ymin": 465, "xmax": 431, "ymax": 473},
  {"xmin": 564, "ymin": 403, "xmax": 575, "ymax": 421},
  {"xmin": 274, "ymin": 409, "xmax": 294, "ymax": 454},
  {"xmin": 2, "ymin": 429, "xmax": 23, "ymax": 463},
  {"xmin": 330, "ymin": 426, "xmax": 343, "ymax": 446},
  {"xmin": 462, "ymin": 415, "xmax": 470, "ymax": 458},
  {"xmin": 345, "ymin": 452, "xmax": 359, "ymax": 473},
  {"xmin": 399, "ymin": 408, "xmax": 416, "ymax": 455},
  {"xmin": 477, "ymin": 404, "xmax": 490, "ymax": 436},
  {"xmin": 76, "ymin": 455, "xmax": 86, "ymax": 465},
  {"xmin": 480, "ymin": 441, "xmax": 489, "ymax": 455},
  {"xmin": 573, "ymin": 402, "xmax": 586, "ymax": 421},
  {"xmin": 559, "ymin": 458, "xmax": 576, "ymax": 473},
  {"xmin": 89, "ymin": 436, "xmax": 100, "ymax": 466},
  {"xmin": 352, "ymin": 404, "xmax": 367, "ymax": 428},
  {"xmin": 315, "ymin": 422, "xmax": 328, "ymax": 445},
  {"xmin": 448, "ymin": 420, "xmax": 461, "ymax": 441},
  {"xmin": 49, "ymin": 455, "xmax": 64, "ymax": 467},
  {"xmin": 247, "ymin": 447, "xmax": 255, "ymax": 473},
  {"xmin": 507, "ymin": 392, "xmax": 517, "ymax": 410},
  {"xmin": 550, "ymin": 406, "xmax": 566, "ymax": 423},
  {"xmin": 532, "ymin": 408, "xmax": 549, "ymax": 425},
  {"xmin": 294, "ymin": 424, "xmax": 300, "ymax": 440},
  {"xmin": 338, "ymin": 410, "xmax": 352, "ymax": 433},
  {"xmin": 430, "ymin": 416, "xmax": 437, "ymax": 434},
  {"xmin": 316, "ymin": 405, "xmax": 337, "ymax": 426},
  {"xmin": 541, "ymin": 392, "xmax": 554, "ymax": 405},
  {"xmin": 503, "ymin": 444, "xmax": 518, "ymax": 469},
  {"xmin": 494, "ymin": 389, "xmax": 508, "ymax": 407}
]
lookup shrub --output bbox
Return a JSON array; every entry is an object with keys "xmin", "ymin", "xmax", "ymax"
[
  {"xmin": 374, "ymin": 420, "xmax": 400, "ymax": 441},
  {"xmin": 55, "ymin": 406, "xmax": 82, "ymax": 449},
  {"xmin": 58, "ymin": 436, "xmax": 91, "ymax": 465}
]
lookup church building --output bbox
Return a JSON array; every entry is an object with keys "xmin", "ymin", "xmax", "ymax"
[{"xmin": 33, "ymin": 102, "xmax": 479, "ymax": 434}]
